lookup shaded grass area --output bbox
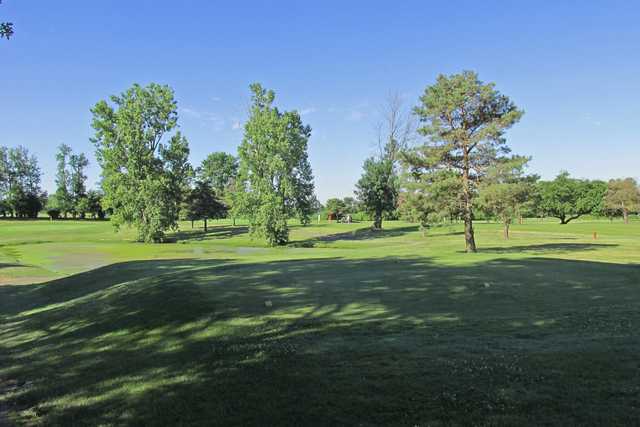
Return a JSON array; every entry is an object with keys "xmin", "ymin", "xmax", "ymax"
[
  {"xmin": 1, "ymin": 255, "xmax": 640, "ymax": 425},
  {"xmin": 288, "ymin": 225, "xmax": 420, "ymax": 247}
]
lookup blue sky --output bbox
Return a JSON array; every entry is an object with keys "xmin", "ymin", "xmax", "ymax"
[{"xmin": 2, "ymin": 1, "xmax": 639, "ymax": 202}]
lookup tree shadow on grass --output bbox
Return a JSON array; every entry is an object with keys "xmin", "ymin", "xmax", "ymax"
[
  {"xmin": 168, "ymin": 225, "xmax": 249, "ymax": 242},
  {"xmin": 1, "ymin": 256, "xmax": 639, "ymax": 425},
  {"xmin": 289, "ymin": 225, "xmax": 420, "ymax": 247},
  {"xmin": 0, "ymin": 263, "xmax": 23, "ymax": 270},
  {"xmin": 474, "ymin": 243, "xmax": 618, "ymax": 254}
]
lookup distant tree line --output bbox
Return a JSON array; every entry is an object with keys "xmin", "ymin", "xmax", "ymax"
[
  {"xmin": 46, "ymin": 144, "xmax": 105, "ymax": 220},
  {"xmin": 0, "ymin": 146, "xmax": 45, "ymax": 218},
  {"xmin": 3, "ymin": 71, "xmax": 639, "ymax": 251}
]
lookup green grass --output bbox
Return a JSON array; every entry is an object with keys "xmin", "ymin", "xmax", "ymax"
[{"xmin": 1, "ymin": 218, "xmax": 639, "ymax": 425}]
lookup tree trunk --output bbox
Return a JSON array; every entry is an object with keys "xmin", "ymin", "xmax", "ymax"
[
  {"xmin": 461, "ymin": 147, "xmax": 477, "ymax": 253},
  {"xmin": 373, "ymin": 211, "xmax": 382, "ymax": 230},
  {"xmin": 204, "ymin": 218, "xmax": 208, "ymax": 232},
  {"xmin": 191, "ymin": 220, "xmax": 194, "ymax": 228},
  {"xmin": 623, "ymin": 208, "xmax": 629, "ymax": 224},
  {"xmin": 232, "ymin": 216, "xmax": 236, "ymax": 226},
  {"xmin": 503, "ymin": 218, "xmax": 511, "ymax": 240}
]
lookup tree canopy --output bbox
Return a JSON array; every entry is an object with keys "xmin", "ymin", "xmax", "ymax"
[
  {"xmin": 235, "ymin": 83, "xmax": 315, "ymax": 246},
  {"xmin": 538, "ymin": 172, "xmax": 607, "ymax": 224},
  {"xmin": 325, "ymin": 198, "xmax": 346, "ymax": 218},
  {"xmin": 405, "ymin": 71, "xmax": 524, "ymax": 251},
  {"xmin": 54, "ymin": 144, "xmax": 89, "ymax": 218},
  {"xmin": 355, "ymin": 157, "xmax": 398, "ymax": 229},
  {"xmin": 604, "ymin": 178, "xmax": 640, "ymax": 223},
  {"xmin": 199, "ymin": 152, "xmax": 238, "ymax": 195},
  {"xmin": 0, "ymin": 146, "xmax": 44, "ymax": 218},
  {"xmin": 477, "ymin": 156, "xmax": 537, "ymax": 239},
  {"xmin": 183, "ymin": 180, "xmax": 227, "ymax": 232},
  {"xmin": 91, "ymin": 83, "xmax": 192, "ymax": 242}
]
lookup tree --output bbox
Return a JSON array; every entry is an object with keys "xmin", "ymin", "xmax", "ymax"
[
  {"xmin": 538, "ymin": 172, "xmax": 607, "ymax": 224},
  {"xmin": 184, "ymin": 181, "xmax": 227, "ymax": 232},
  {"xmin": 199, "ymin": 152, "xmax": 238, "ymax": 224},
  {"xmin": 55, "ymin": 145, "xmax": 90, "ymax": 218},
  {"xmin": 91, "ymin": 83, "xmax": 192, "ymax": 242},
  {"xmin": 0, "ymin": 146, "xmax": 43, "ymax": 218},
  {"xmin": 407, "ymin": 71, "xmax": 524, "ymax": 252},
  {"xmin": 604, "ymin": 178, "xmax": 640, "ymax": 224},
  {"xmin": 477, "ymin": 156, "xmax": 536, "ymax": 239},
  {"xmin": 354, "ymin": 93, "xmax": 413, "ymax": 229},
  {"xmin": 325, "ymin": 198, "xmax": 346, "ymax": 219},
  {"xmin": 86, "ymin": 190, "xmax": 106, "ymax": 219},
  {"xmin": 45, "ymin": 195, "xmax": 62, "ymax": 220},
  {"xmin": 355, "ymin": 157, "xmax": 398, "ymax": 229},
  {"xmin": 0, "ymin": 1, "xmax": 13, "ymax": 40},
  {"xmin": 399, "ymin": 169, "xmax": 463, "ymax": 232},
  {"xmin": 199, "ymin": 152, "xmax": 238, "ymax": 194},
  {"xmin": 376, "ymin": 92, "xmax": 416, "ymax": 165},
  {"xmin": 342, "ymin": 197, "xmax": 358, "ymax": 214},
  {"xmin": 69, "ymin": 152, "xmax": 89, "ymax": 216},
  {"xmin": 54, "ymin": 144, "xmax": 73, "ymax": 218},
  {"xmin": 235, "ymin": 83, "xmax": 315, "ymax": 246}
]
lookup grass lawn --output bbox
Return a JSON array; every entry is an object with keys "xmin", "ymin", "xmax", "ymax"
[{"xmin": 1, "ymin": 218, "xmax": 639, "ymax": 425}]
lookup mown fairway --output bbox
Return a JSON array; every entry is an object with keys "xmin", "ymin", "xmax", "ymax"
[{"xmin": 1, "ymin": 219, "xmax": 639, "ymax": 426}]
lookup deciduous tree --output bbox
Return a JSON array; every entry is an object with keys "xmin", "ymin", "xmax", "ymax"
[
  {"xmin": 355, "ymin": 157, "xmax": 398, "ymax": 229},
  {"xmin": 325, "ymin": 198, "xmax": 346, "ymax": 219},
  {"xmin": 55, "ymin": 144, "xmax": 73, "ymax": 217},
  {"xmin": 199, "ymin": 152, "xmax": 238, "ymax": 194},
  {"xmin": 184, "ymin": 181, "xmax": 227, "ymax": 232},
  {"xmin": 0, "ymin": 146, "xmax": 44, "ymax": 218},
  {"xmin": 199, "ymin": 152, "xmax": 238, "ymax": 224},
  {"xmin": 477, "ymin": 156, "xmax": 536, "ymax": 239},
  {"xmin": 69, "ymin": 152, "xmax": 89, "ymax": 216},
  {"xmin": 604, "ymin": 178, "xmax": 640, "ymax": 224},
  {"xmin": 91, "ymin": 83, "xmax": 191, "ymax": 242},
  {"xmin": 538, "ymin": 172, "xmax": 607, "ymax": 224},
  {"xmin": 235, "ymin": 83, "xmax": 315, "ymax": 245}
]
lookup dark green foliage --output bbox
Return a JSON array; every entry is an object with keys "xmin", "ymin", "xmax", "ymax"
[
  {"xmin": 355, "ymin": 157, "xmax": 398, "ymax": 229},
  {"xmin": 91, "ymin": 83, "xmax": 192, "ymax": 242},
  {"xmin": 183, "ymin": 181, "xmax": 227, "ymax": 231},
  {"xmin": 199, "ymin": 152, "xmax": 238, "ymax": 223},
  {"xmin": 11, "ymin": 190, "xmax": 45, "ymax": 218},
  {"xmin": 86, "ymin": 190, "xmax": 106, "ymax": 219},
  {"xmin": 538, "ymin": 172, "xmax": 607, "ymax": 224}
]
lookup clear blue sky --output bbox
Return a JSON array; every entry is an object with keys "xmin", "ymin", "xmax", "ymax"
[{"xmin": 2, "ymin": 1, "xmax": 639, "ymax": 202}]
